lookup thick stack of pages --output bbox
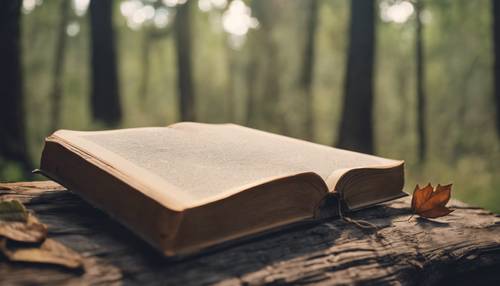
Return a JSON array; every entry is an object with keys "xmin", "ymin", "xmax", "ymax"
[{"xmin": 39, "ymin": 122, "xmax": 405, "ymax": 256}]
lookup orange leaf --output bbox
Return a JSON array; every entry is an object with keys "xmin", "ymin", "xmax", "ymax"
[
  {"xmin": 411, "ymin": 183, "xmax": 454, "ymax": 219},
  {"xmin": 411, "ymin": 184, "xmax": 433, "ymax": 210}
]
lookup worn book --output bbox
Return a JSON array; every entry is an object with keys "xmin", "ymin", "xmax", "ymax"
[{"xmin": 38, "ymin": 122, "xmax": 406, "ymax": 256}]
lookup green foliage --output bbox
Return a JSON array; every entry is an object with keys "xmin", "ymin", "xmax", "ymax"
[{"xmin": 5, "ymin": 0, "xmax": 499, "ymax": 212}]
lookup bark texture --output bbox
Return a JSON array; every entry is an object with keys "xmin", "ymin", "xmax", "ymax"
[
  {"xmin": 1, "ymin": 181, "xmax": 499, "ymax": 285},
  {"xmin": 337, "ymin": 0, "xmax": 376, "ymax": 154}
]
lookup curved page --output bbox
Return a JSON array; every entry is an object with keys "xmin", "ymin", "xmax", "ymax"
[{"xmin": 54, "ymin": 122, "xmax": 401, "ymax": 209}]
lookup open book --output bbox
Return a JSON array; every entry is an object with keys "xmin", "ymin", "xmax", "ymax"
[{"xmin": 39, "ymin": 122, "xmax": 405, "ymax": 256}]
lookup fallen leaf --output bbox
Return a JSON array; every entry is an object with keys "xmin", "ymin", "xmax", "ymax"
[
  {"xmin": 0, "ymin": 200, "xmax": 29, "ymax": 222},
  {"xmin": 411, "ymin": 183, "xmax": 454, "ymax": 219},
  {"xmin": 0, "ymin": 221, "xmax": 47, "ymax": 243},
  {"xmin": 0, "ymin": 238, "xmax": 83, "ymax": 269},
  {"xmin": 0, "ymin": 200, "xmax": 48, "ymax": 243},
  {"xmin": 0, "ymin": 199, "xmax": 83, "ymax": 270}
]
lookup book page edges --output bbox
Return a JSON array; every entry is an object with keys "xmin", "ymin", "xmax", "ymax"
[
  {"xmin": 49, "ymin": 130, "xmax": 331, "ymax": 211},
  {"xmin": 170, "ymin": 173, "xmax": 328, "ymax": 256},
  {"xmin": 49, "ymin": 131, "xmax": 191, "ymax": 211},
  {"xmin": 39, "ymin": 140, "xmax": 183, "ymax": 256},
  {"xmin": 324, "ymin": 160, "xmax": 405, "ymax": 192}
]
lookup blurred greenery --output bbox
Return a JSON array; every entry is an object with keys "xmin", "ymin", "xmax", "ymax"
[{"xmin": 1, "ymin": 0, "xmax": 499, "ymax": 213}]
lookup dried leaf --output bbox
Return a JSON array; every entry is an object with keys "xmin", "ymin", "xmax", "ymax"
[
  {"xmin": 419, "ymin": 206, "xmax": 453, "ymax": 218},
  {"xmin": 0, "ymin": 200, "xmax": 28, "ymax": 222},
  {"xmin": 0, "ymin": 200, "xmax": 47, "ymax": 243},
  {"xmin": 0, "ymin": 238, "xmax": 83, "ymax": 269},
  {"xmin": 0, "ymin": 221, "xmax": 47, "ymax": 243},
  {"xmin": 0, "ymin": 199, "xmax": 83, "ymax": 270},
  {"xmin": 411, "ymin": 183, "xmax": 454, "ymax": 219}
]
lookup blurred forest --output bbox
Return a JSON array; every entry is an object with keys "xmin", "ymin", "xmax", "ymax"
[{"xmin": 1, "ymin": 0, "xmax": 500, "ymax": 212}]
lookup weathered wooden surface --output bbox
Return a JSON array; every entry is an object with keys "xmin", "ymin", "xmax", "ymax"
[{"xmin": 1, "ymin": 181, "xmax": 500, "ymax": 285}]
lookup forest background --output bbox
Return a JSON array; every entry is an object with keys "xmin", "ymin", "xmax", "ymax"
[{"xmin": 1, "ymin": 0, "xmax": 500, "ymax": 213}]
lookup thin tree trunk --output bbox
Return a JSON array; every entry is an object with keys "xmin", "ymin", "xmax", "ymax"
[
  {"xmin": 0, "ymin": 0, "xmax": 32, "ymax": 174},
  {"xmin": 493, "ymin": 0, "xmax": 500, "ymax": 138},
  {"xmin": 225, "ymin": 44, "xmax": 236, "ymax": 122},
  {"xmin": 300, "ymin": 0, "xmax": 319, "ymax": 140},
  {"xmin": 138, "ymin": 31, "xmax": 151, "ymax": 105},
  {"xmin": 264, "ymin": 37, "xmax": 283, "ymax": 132},
  {"xmin": 252, "ymin": 0, "xmax": 284, "ymax": 133},
  {"xmin": 245, "ymin": 44, "xmax": 258, "ymax": 127},
  {"xmin": 396, "ymin": 63, "xmax": 409, "ymax": 135},
  {"xmin": 174, "ymin": 1, "xmax": 196, "ymax": 121},
  {"xmin": 415, "ymin": 0, "xmax": 426, "ymax": 163},
  {"xmin": 89, "ymin": 0, "xmax": 122, "ymax": 125},
  {"xmin": 49, "ymin": 0, "xmax": 70, "ymax": 131},
  {"xmin": 337, "ymin": 0, "xmax": 376, "ymax": 154},
  {"xmin": 452, "ymin": 57, "xmax": 479, "ymax": 162}
]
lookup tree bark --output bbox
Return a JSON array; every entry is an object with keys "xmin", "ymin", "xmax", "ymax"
[
  {"xmin": 49, "ymin": 0, "xmax": 70, "ymax": 131},
  {"xmin": 337, "ymin": 0, "xmax": 376, "ymax": 154},
  {"xmin": 493, "ymin": 0, "xmax": 500, "ymax": 138},
  {"xmin": 300, "ymin": 0, "xmax": 319, "ymax": 140},
  {"xmin": 415, "ymin": 0, "xmax": 427, "ymax": 163},
  {"xmin": 174, "ymin": 1, "xmax": 196, "ymax": 121},
  {"xmin": 89, "ymin": 0, "xmax": 122, "ymax": 126},
  {"xmin": 0, "ymin": 0, "xmax": 32, "ymax": 174}
]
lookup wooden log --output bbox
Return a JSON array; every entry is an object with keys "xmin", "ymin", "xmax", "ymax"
[{"xmin": 1, "ymin": 181, "xmax": 499, "ymax": 285}]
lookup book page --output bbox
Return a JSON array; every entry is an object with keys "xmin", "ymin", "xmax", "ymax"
[{"xmin": 57, "ymin": 123, "xmax": 400, "ymax": 206}]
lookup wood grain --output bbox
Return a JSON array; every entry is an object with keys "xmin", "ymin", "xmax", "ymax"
[{"xmin": 1, "ymin": 181, "xmax": 499, "ymax": 285}]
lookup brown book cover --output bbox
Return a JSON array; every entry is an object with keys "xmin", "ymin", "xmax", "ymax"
[{"xmin": 38, "ymin": 122, "xmax": 405, "ymax": 256}]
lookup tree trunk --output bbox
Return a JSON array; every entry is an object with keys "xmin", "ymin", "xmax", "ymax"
[
  {"xmin": 225, "ymin": 44, "xmax": 236, "ymax": 122},
  {"xmin": 138, "ymin": 30, "xmax": 151, "ymax": 106},
  {"xmin": 89, "ymin": 0, "xmax": 122, "ymax": 125},
  {"xmin": 49, "ymin": 0, "xmax": 70, "ymax": 131},
  {"xmin": 174, "ymin": 1, "xmax": 196, "ymax": 121},
  {"xmin": 300, "ymin": 0, "xmax": 319, "ymax": 141},
  {"xmin": 337, "ymin": 0, "xmax": 376, "ymax": 154},
  {"xmin": 252, "ymin": 0, "xmax": 285, "ymax": 133},
  {"xmin": 245, "ymin": 43, "xmax": 258, "ymax": 127},
  {"xmin": 0, "ymin": 0, "xmax": 31, "ymax": 174},
  {"xmin": 493, "ymin": 0, "xmax": 500, "ymax": 138},
  {"xmin": 415, "ymin": 0, "xmax": 427, "ymax": 163},
  {"xmin": 263, "ymin": 37, "xmax": 284, "ymax": 132}
]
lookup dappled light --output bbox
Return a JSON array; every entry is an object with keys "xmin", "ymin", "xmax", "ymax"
[
  {"xmin": 66, "ymin": 21, "xmax": 80, "ymax": 37},
  {"xmin": 380, "ymin": 0, "xmax": 414, "ymax": 24},
  {"xmin": 198, "ymin": 0, "xmax": 227, "ymax": 12},
  {"xmin": 72, "ymin": 0, "xmax": 89, "ymax": 16},
  {"xmin": 22, "ymin": 0, "xmax": 43, "ymax": 14},
  {"xmin": 222, "ymin": 0, "xmax": 259, "ymax": 49},
  {"xmin": 120, "ymin": 0, "xmax": 157, "ymax": 30}
]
